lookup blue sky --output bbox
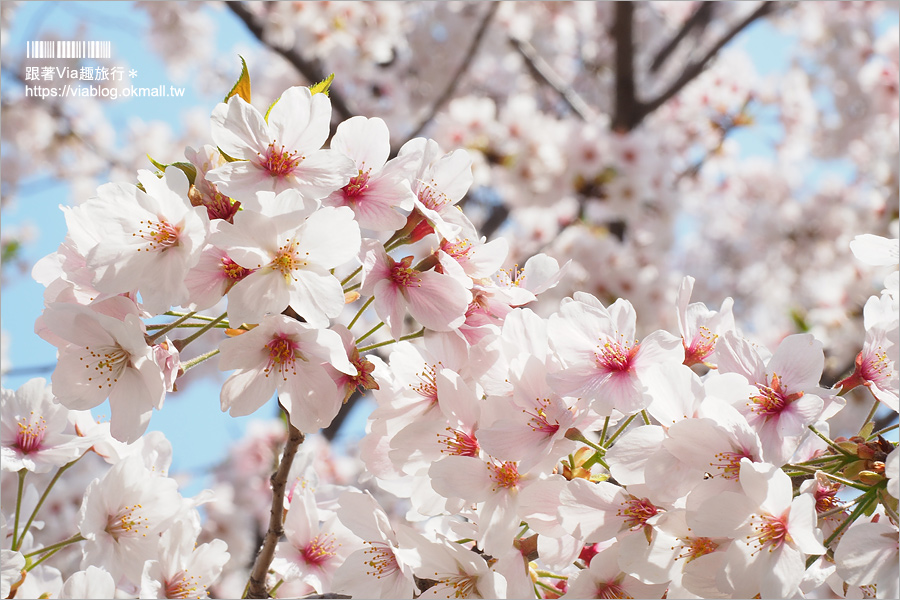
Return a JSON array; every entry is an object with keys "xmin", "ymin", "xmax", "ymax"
[{"xmin": 2, "ymin": 2, "xmax": 897, "ymax": 489}]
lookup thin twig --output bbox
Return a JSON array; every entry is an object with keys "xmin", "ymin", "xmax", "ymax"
[
  {"xmin": 225, "ymin": 1, "xmax": 355, "ymax": 122},
  {"xmin": 400, "ymin": 2, "xmax": 500, "ymax": 145},
  {"xmin": 245, "ymin": 417, "xmax": 305, "ymax": 599},
  {"xmin": 508, "ymin": 36, "xmax": 593, "ymax": 121},
  {"xmin": 649, "ymin": 3, "xmax": 715, "ymax": 73},
  {"xmin": 639, "ymin": 2, "xmax": 776, "ymax": 122}
]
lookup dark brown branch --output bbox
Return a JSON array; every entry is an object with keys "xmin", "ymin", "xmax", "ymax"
[
  {"xmin": 638, "ymin": 2, "xmax": 775, "ymax": 122},
  {"xmin": 246, "ymin": 416, "xmax": 305, "ymax": 599},
  {"xmin": 508, "ymin": 36, "xmax": 593, "ymax": 121},
  {"xmin": 400, "ymin": 1, "xmax": 500, "ymax": 144},
  {"xmin": 649, "ymin": 3, "xmax": 714, "ymax": 73},
  {"xmin": 321, "ymin": 390, "xmax": 361, "ymax": 442},
  {"xmin": 612, "ymin": 2, "xmax": 638, "ymax": 131},
  {"xmin": 225, "ymin": 1, "xmax": 355, "ymax": 122}
]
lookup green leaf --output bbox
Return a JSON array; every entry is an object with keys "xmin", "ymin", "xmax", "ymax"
[
  {"xmin": 264, "ymin": 97, "xmax": 279, "ymax": 123},
  {"xmin": 217, "ymin": 147, "xmax": 239, "ymax": 163},
  {"xmin": 309, "ymin": 73, "xmax": 334, "ymax": 96},
  {"xmin": 223, "ymin": 56, "xmax": 251, "ymax": 105},
  {"xmin": 146, "ymin": 155, "xmax": 198, "ymax": 185}
]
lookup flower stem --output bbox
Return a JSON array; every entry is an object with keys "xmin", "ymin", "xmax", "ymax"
[
  {"xmin": 870, "ymin": 423, "xmax": 899, "ymax": 439},
  {"xmin": 807, "ymin": 425, "xmax": 856, "ymax": 458},
  {"xmin": 348, "ymin": 296, "xmax": 374, "ymax": 330},
  {"xmin": 148, "ymin": 310, "xmax": 197, "ymax": 342},
  {"xmin": 173, "ymin": 311, "xmax": 228, "ymax": 351},
  {"xmin": 340, "ymin": 265, "xmax": 362, "ymax": 286},
  {"xmin": 858, "ymin": 397, "xmax": 881, "ymax": 436},
  {"xmin": 640, "ymin": 409, "xmax": 651, "ymax": 425},
  {"xmin": 23, "ymin": 533, "xmax": 85, "ymax": 560},
  {"xmin": 598, "ymin": 416, "xmax": 611, "ymax": 446},
  {"xmin": 356, "ymin": 321, "xmax": 384, "ymax": 344},
  {"xmin": 821, "ymin": 490, "xmax": 877, "ymax": 551},
  {"xmin": 165, "ymin": 311, "xmax": 219, "ymax": 321},
  {"xmin": 181, "ymin": 348, "xmax": 221, "ymax": 373},
  {"xmin": 357, "ymin": 328, "xmax": 424, "ymax": 353},
  {"xmin": 605, "ymin": 413, "xmax": 639, "ymax": 447},
  {"xmin": 12, "ymin": 470, "xmax": 25, "ymax": 550},
  {"xmin": 15, "ymin": 457, "xmax": 82, "ymax": 551},
  {"xmin": 785, "ymin": 466, "xmax": 870, "ymax": 491}
]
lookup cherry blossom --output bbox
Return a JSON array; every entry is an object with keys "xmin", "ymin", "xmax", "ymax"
[
  {"xmin": 324, "ymin": 116, "xmax": 417, "ymax": 231},
  {"xmin": 1, "ymin": 378, "xmax": 92, "ymax": 473},
  {"xmin": 210, "ymin": 199, "xmax": 360, "ymax": 327},
  {"xmin": 63, "ymin": 167, "xmax": 209, "ymax": 314},
  {"xmin": 218, "ymin": 314, "xmax": 356, "ymax": 432},
  {"xmin": 208, "ymin": 86, "xmax": 356, "ymax": 201}
]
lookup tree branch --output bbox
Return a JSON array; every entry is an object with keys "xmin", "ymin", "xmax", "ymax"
[
  {"xmin": 638, "ymin": 2, "xmax": 775, "ymax": 122},
  {"xmin": 224, "ymin": 1, "xmax": 355, "ymax": 122},
  {"xmin": 612, "ymin": 2, "xmax": 638, "ymax": 131},
  {"xmin": 508, "ymin": 36, "xmax": 594, "ymax": 121},
  {"xmin": 649, "ymin": 3, "xmax": 714, "ymax": 73},
  {"xmin": 245, "ymin": 415, "xmax": 304, "ymax": 599},
  {"xmin": 399, "ymin": 1, "xmax": 500, "ymax": 146}
]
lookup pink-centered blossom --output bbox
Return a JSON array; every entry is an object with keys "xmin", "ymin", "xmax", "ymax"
[
  {"xmin": 1, "ymin": 378, "xmax": 93, "ymax": 473},
  {"xmin": 272, "ymin": 485, "xmax": 360, "ymax": 593},
  {"xmin": 218, "ymin": 314, "xmax": 356, "ymax": 433},
  {"xmin": 360, "ymin": 240, "xmax": 471, "ymax": 340},
  {"xmin": 688, "ymin": 459, "xmax": 826, "ymax": 599},
  {"xmin": 717, "ymin": 331, "xmax": 837, "ymax": 464},
  {"xmin": 324, "ymin": 116, "xmax": 417, "ymax": 231},
  {"xmin": 547, "ymin": 295, "xmax": 683, "ymax": 416},
  {"xmin": 208, "ymin": 86, "xmax": 356, "ymax": 201}
]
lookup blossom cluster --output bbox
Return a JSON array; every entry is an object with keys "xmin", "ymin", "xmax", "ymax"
[{"xmin": 2, "ymin": 66, "xmax": 898, "ymax": 600}]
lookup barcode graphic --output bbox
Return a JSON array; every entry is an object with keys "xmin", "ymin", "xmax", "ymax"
[{"xmin": 26, "ymin": 41, "xmax": 112, "ymax": 59}]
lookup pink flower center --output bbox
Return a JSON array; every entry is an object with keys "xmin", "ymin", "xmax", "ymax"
[
  {"xmin": 860, "ymin": 346, "xmax": 892, "ymax": 385},
  {"xmin": 684, "ymin": 326, "xmax": 717, "ymax": 367},
  {"xmin": 617, "ymin": 496, "xmax": 658, "ymax": 529},
  {"xmin": 749, "ymin": 512, "xmax": 790, "ymax": 554},
  {"xmin": 221, "ymin": 257, "xmax": 253, "ymax": 282},
  {"xmin": 525, "ymin": 399, "xmax": 560, "ymax": 436},
  {"xmin": 814, "ymin": 483, "xmax": 840, "ymax": 513},
  {"xmin": 362, "ymin": 542, "xmax": 400, "ymax": 579},
  {"xmin": 438, "ymin": 428, "xmax": 480, "ymax": 457},
  {"xmin": 136, "ymin": 218, "xmax": 180, "ymax": 251},
  {"xmin": 260, "ymin": 142, "xmax": 301, "ymax": 178},
  {"xmin": 343, "ymin": 169, "xmax": 371, "ymax": 198},
  {"xmin": 750, "ymin": 373, "xmax": 804, "ymax": 418},
  {"xmin": 595, "ymin": 581, "xmax": 630, "ymax": 599},
  {"xmin": 264, "ymin": 335, "xmax": 301, "ymax": 379},
  {"xmin": 105, "ymin": 504, "xmax": 149, "ymax": 540},
  {"xmin": 440, "ymin": 238, "xmax": 472, "ymax": 262},
  {"xmin": 301, "ymin": 533, "xmax": 338, "ymax": 567},
  {"xmin": 417, "ymin": 183, "xmax": 451, "ymax": 212},
  {"xmin": 676, "ymin": 536, "xmax": 719, "ymax": 563},
  {"xmin": 164, "ymin": 572, "xmax": 206, "ymax": 599},
  {"xmin": 16, "ymin": 416, "xmax": 47, "ymax": 454},
  {"xmin": 488, "ymin": 461, "xmax": 520, "ymax": 490},
  {"xmin": 595, "ymin": 336, "xmax": 640, "ymax": 373},
  {"xmin": 390, "ymin": 256, "xmax": 421, "ymax": 288},
  {"xmin": 710, "ymin": 449, "xmax": 752, "ymax": 480}
]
